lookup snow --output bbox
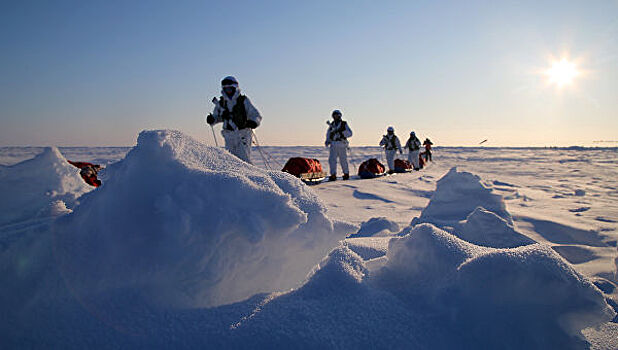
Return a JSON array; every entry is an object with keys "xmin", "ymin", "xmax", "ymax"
[
  {"xmin": 457, "ymin": 206, "xmax": 536, "ymax": 248},
  {"xmin": 348, "ymin": 216, "xmax": 400, "ymax": 238},
  {"xmin": 233, "ymin": 224, "xmax": 613, "ymax": 349},
  {"xmin": 0, "ymin": 147, "xmax": 90, "ymax": 228},
  {"xmin": 414, "ymin": 167, "xmax": 513, "ymax": 228},
  {"xmin": 53, "ymin": 130, "xmax": 351, "ymax": 308},
  {"xmin": 1, "ymin": 133, "xmax": 617, "ymax": 348}
]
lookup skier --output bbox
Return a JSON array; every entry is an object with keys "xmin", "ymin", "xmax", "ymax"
[
  {"xmin": 379, "ymin": 126, "xmax": 403, "ymax": 174},
  {"xmin": 405, "ymin": 131, "xmax": 422, "ymax": 170},
  {"xmin": 206, "ymin": 76, "xmax": 262, "ymax": 164},
  {"xmin": 325, "ymin": 109, "xmax": 353, "ymax": 181},
  {"xmin": 423, "ymin": 138, "xmax": 433, "ymax": 162}
]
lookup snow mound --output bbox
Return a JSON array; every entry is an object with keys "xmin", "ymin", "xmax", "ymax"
[
  {"xmin": 0, "ymin": 146, "xmax": 90, "ymax": 228},
  {"xmin": 236, "ymin": 223, "xmax": 615, "ymax": 348},
  {"xmin": 456, "ymin": 206, "xmax": 536, "ymax": 248},
  {"xmin": 343, "ymin": 236, "xmax": 390, "ymax": 260},
  {"xmin": 382, "ymin": 225, "xmax": 614, "ymax": 346},
  {"xmin": 414, "ymin": 167, "xmax": 512, "ymax": 228},
  {"xmin": 348, "ymin": 216, "xmax": 400, "ymax": 238},
  {"xmin": 53, "ymin": 130, "xmax": 349, "ymax": 309}
]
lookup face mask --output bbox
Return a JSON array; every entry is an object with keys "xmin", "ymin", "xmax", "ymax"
[{"xmin": 223, "ymin": 86, "xmax": 236, "ymax": 98}]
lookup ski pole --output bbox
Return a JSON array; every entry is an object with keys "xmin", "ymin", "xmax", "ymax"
[
  {"xmin": 208, "ymin": 97, "xmax": 220, "ymax": 147},
  {"xmin": 347, "ymin": 146, "xmax": 357, "ymax": 170},
  {"xmin": 210, "ymin": 124, "xmax": 219, "ymax": 147}
]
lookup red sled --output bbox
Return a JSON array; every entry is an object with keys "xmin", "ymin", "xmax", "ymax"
[
  {"xmin": 394, "ymin": 159, "xmax": 413, "ymax": 173},
  {"xmin": 282, "ymin": 157, "xmax": 327, "ymax": 183},
  {"xmin": 68, "ymin": 160, "xmax": 102, "ymax": 187},
  {"xmin": 358, "ymin": 158, "xmax": 386, "ymax": 179}
]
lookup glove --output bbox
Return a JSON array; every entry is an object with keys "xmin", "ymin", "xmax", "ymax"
[
  {"xmin": 206, "ymin": 114, "xmax": 215, "ymax": 125},
  {"xmin": 246, "ymin": 120, "xmax": 258, "ymax": 129}
]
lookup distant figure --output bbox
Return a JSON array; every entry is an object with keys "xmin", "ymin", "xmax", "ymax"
[
  {"xmin": 405, "ymin": 131, "xmax": 422, "ymax": 170},
  {"xmin": 423, "ymin": 138, "xmax": 433, "ymax": 162},
  {"xmin": 207, "ymin": 76, "xmax": 262, "ymax": 164},
  {"xmin": 67, "ymin": 161, "xmax": 102, "ymax": 187},
  {"xmin": 379, "ymin": 126, "xmax": 403, "ymax": 174},
  {"xmin": 325, "ymin": 109, "xmax": 353, "ymax": 181}
]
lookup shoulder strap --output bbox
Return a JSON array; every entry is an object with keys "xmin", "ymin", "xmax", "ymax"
[{"xmin": 389, "ymin": 135, "xmax": 396, "ymax": 149}]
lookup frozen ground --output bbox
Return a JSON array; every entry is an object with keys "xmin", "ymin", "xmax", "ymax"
[{"xmin": 1, "ymin": 134, "xmax": 617, "ymax": 348}]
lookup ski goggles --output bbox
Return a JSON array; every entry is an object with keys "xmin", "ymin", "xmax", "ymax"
[{"xmin": 222, "ymin": 86, "xmax": 237, "ymax": 95}]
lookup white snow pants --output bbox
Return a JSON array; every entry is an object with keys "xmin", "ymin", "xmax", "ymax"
[
  {"xmin": 222, "ymin": 128, "xmax": 252, "ymax": 164},
  {"xmin": 328, "ymin": 142, "xmax": 349, "ymax": 175},
  {"xmin": 385, "ymin": 149, "xmax": 397, "ymax": 171},
  {"xmin": 408, "ymin": 150, "xmax": 420, "ymax": 169}
]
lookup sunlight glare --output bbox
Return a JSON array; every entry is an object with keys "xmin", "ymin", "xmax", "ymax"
[{"xmin": 545, "ymin": 58, "xmax": 579, "ymax": 87}]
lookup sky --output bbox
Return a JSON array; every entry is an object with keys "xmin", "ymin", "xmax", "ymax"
[{"xmin": 1, "ymin": 0, "xmax": 617, "ymax": 147}]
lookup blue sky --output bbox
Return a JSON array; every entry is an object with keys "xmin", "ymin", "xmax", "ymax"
[{"xmin": 1, "ymin": 0, "xmax": 617, "ymax": 146}]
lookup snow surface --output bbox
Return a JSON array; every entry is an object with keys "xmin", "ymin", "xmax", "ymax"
[
  {"xmin": 232, "ymin": 224, "xmax": 612, "ymax": 349},
  {"xmin": 0, "ymin": 147, "xmax": 90, "ymax": 228},
  {"xmin": 52, "ymin": 130, "xmax": 352, "ymax": 309},
  {"xmin": 1, "ymin": 133, "xmax": 617, "ymax": 348},
  {"xmin": 348, "ymin": 216, "xmax": 400, "ymax": 238},
  {"xmin": 457, "ymin": 206, "xmax": 536, "ymax": 248},
  {"xmin": 415, "ymin": 166, "xmax": 513, "ymax": 228}
]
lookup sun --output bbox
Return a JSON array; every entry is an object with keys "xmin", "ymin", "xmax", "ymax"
[{"xmin": 545, "ymin": 58, "xmax": 579, "ymax": 87}]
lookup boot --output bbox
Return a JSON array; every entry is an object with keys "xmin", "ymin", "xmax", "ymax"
[
  {"xmin": 342, "ymin": 173, "xmax": 350, "ymax": 180},
  {"xmin": 328, "ymin": 174, "xmax": 337, "ymax": 181}
]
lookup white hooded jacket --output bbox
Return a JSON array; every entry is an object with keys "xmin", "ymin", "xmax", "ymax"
[
  {"xmin": 380, "ymin": 134, "xmax": 402, "ymax": 152},
  {"xmin": 325, "ymin": 120, "xmax": 353, "ymax": 146},
  {"xmin": 210, "ymin": 86, "xmax": 262, "ymax": 131}
]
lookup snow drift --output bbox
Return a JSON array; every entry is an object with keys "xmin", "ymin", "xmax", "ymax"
[
  {"xmin": 0, "ymin": 147, "xmax": 90, "ymax": 228},
  {"xmin": 1, "ymin": 144, "xmax": 615, "ymax": 348},
  {"xmin": 408, "ymin": 167, "xmax": 534, "ymax": 249},
  {"xmin": 53, "ymin": 130, "xmax": 351, "ymax": 309},
  {"xmin": 348, "ymin": 216, "xmax": 400, "ymax": 238},
  {"xmin": 415, "ymin": 167, "xmax": 512, "ymax": 228},
  {"xmin": 235, "ymin": 224, "xmax": 615, "ymax": 349},
  {"xmin": 457, "ymin": 206, "xmax": 536, "ymax": 248}
]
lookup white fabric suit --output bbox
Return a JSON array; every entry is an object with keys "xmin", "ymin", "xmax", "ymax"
[
  {"xmin": 325, "ymin": 120, "xmax": 353, "ymax": 176},
  {"xmin": 405, "ymin": 135, "xmax": 422, "ymax": 169},
  {"xmin": 379, "ymin": 134, "xmax": 402, "ymax": 171},
  {"xmin": 210, "ymin": 87, "xmax": 262, "ymax": 164}
]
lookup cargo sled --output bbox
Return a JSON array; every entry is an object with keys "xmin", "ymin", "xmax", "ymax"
[
  {"xmin": 282, "ymin": 157, "xmax": 327, "ymax": 183},
  {"xmin": 68, "ymin": 160, "xmax": 102, "ymax": 187},
  {"xmin": 394, "ymin": 159, "xmax": 413, "ymax": 173},
  {"xmin": 358, "ymin": 158, "xmax": 386, "ymax": 179}
]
